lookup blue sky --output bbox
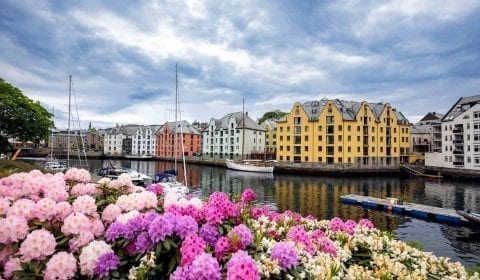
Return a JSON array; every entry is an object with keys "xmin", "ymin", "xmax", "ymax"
[{"xmin": 1, "ymin": 0, "xmax": 479, "ymax": 129}]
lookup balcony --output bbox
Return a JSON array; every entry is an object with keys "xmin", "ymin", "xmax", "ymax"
[
  {"xmin": 452, "ymin": 128, "xmax": 463, "ymax": 134},
  {"xmin": 453, "ymin": 139, "xmax": 464, "ymax": 144},
  {"xmin": 453, "ymin": 161, "xmax": 464, "ymax": 166},
  {"xmin": 453, "ymin": 150, "xmax": 464, "ymax": 154}
]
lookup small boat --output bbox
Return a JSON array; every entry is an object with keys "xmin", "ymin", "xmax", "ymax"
[
  {"xmin": 44, "ymin": 160, "xmax": 67, "ymax": 172},
  {"xmin": 97, "ymin": 166, "xmax": 151, "ymax": 186},
  {"xmin": 152, "ymin": 170, "xmax": 189, "ymax": 194},
  {"xmin": 456, "ymin": 210, "xmax": 480, "ymax": 225},
  {"xmin": 125, "ymin": 154, "xmax": 153, "ymax": 159},
  {"xmin": 226, "ymin": 159, "xmax": 274, "ymax": 173}
]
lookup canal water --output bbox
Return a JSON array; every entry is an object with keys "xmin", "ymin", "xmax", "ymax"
[{"xmin": 78, "ymin": 159, "xmax": 480, "ymax": 266}]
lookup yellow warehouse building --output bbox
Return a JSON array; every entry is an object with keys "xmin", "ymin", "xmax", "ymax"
[{"xmin": 276, "ymin": 98, "xmax": 410, "ymax": 167}]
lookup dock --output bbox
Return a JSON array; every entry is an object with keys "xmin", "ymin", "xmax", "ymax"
[
  {"xmin": 341, "ymin": 194, "xmax": 468, "ymax": 225},
  {"xmin": 400, "ymin": 164, "xmax": 443, "ymax": 179}
]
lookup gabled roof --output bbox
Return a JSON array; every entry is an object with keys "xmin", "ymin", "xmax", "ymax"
[
  {"xmin": 442, "ymin": 94, "xmax": 480, "ymax": 122},
  {"xmin": 419, "ymin": 112, "xmax": 443, "ymax": 122},
  {"xmin": 207, "ymin": 112, "xmax": 265, "ymax": 131},
  {"xmin": 160, "ymin": 120, "xmax": 200, "ymax": 134}
]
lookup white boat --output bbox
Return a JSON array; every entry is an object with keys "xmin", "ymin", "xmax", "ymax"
[
  {"xmin": 152, "ymin": 171, "xmax": 189, "ymax": 194},
  {"xmin": 98, "ymin": 166, "xmax": 151, "ymax": 186},
  {"xmin": 226, "ymin": 159, "xmax": 274, "ymax": 173},
  {"xmin": 44, "ymin": 160, "xmax": 67, "ymax": 172},
  {"xmin": 125, "ymin": 154, "xmax": 153, "ymax": 159}
]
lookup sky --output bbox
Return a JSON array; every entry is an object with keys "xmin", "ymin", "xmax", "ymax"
[{"xmin": 1, "ymin": 0, "xmax": 480, "ymax": 129}]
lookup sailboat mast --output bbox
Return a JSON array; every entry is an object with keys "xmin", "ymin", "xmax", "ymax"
[
  {"xmin": 174, "ymin": 63, "xmax": 178, "ymax": 172},
  {"xmin": 50, "ymin": 107, "xmax": 54, "ymax": 159},
  {"xmin": 67, "ymin": 75, "xmax": 72, "ymax": 168},
  {"xmin": 241, "ymin": 98, "xmax": 245, "ymax": 161}
]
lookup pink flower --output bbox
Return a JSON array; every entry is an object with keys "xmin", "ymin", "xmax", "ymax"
[
  {"xmin": 79, "ymin": 240, "xmax": 113, "ymax": 276},
  {"xmin": 7, "ymin": 198, "xmax": 35, "ymax": 220},
  {"xmin": 44, "ymin": 252, "xmax": 77, "ymax": 280},
  {"xmin": 3, "ymin": 257, "xmax": 21, "ymax": 279},
  {"xmin": 102, "ymin": 204, "xmax": 122, "ymax": 223},
  {"xmin": 90, "ymin": 217, "xmax": 105, "ymax": 237},
  {"xmin": 55, "ymin": 201, "xmax": 73, "ymax": 219},
  {"xmin": 33, "ymin": 198, "xmax": 58, "ymax": 222},
  {"xmin": 44, "ymin": 184, "xmax": 69, "ymax": 202},
  {"xmin": 70, "ymin": 183, "xmax": 98, "ymax": 197},
  {"xmin": 64, "ymin": 168, "xmax": 91, "ymax": 183},
  {"xmin": 214, "ymin": 236, "xmax": 232, "ymax": 259},
  {"xmin": 358, "ymin": 218, "xmax": 374, "ymax": 230},
  {"xmin": 329, "ymin": 217, "xmax": 344, "ymax": 232},
  {"xmin": 19, "ymin": 229, "xmax": 56, "ymax": 261},
  {"xmin": 69, "ymin": 232, "xmax": 95, "ymax": 252},
  {"xmin": 240, "ymin": 188, "xmax": 255, "ymax": 204},
  {"xmin": 0, "ymin": 197, "xmax": 10, "ymax": 215},
  {"xmin": 0, "ymin": 215, "xmax": 29, "ymax": 244},
  {"xmin": 180, "ymin": 234, "xmax": 206, "ymax": 266},
  {"xmin": 62, "ymin": 213, "xmax": 92, "ymax": 236},
  {"xmin": 226, "ymin": 250, "xmax": 260, "ymax": 280},
  {"xmin": 72, "ymin": 195, "xmax": 97, "ymax": 215}
]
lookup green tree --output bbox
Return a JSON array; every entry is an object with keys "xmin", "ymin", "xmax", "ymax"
[
  {"xmin": 258, "ymin": 109, "xmax": 288, "ymax": 124},
  {"xmin": 0, "ymin": 78, "xmax": 53, "ymax": 154}
]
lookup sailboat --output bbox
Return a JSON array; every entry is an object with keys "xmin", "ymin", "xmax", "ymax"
[
  {"xmin": 225, "ymin": 99, "xmax": 275, "ymax": 173},
  {"xmin": 152, "ymin": 64, "xmax": 189, "ymax": 194},
  {"xmin": 44, "ymin": 107, "xmax": 67, "ymax": 172}
]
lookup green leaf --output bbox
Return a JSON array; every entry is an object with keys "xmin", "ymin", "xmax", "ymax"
[
  {"xmin": 167, "ymin": 256, "xmax": 177, "ymax": 273},
  {"xmin": 156, "ymin": 243, "xmax": 162, "ymax": 257},
  {"xmin": 163, "ymin": 240, "xmax": 171, "ymax": 251},
  {"xmin": 111, "ymin": 271, "xmax": 120, "ymax": 278}
]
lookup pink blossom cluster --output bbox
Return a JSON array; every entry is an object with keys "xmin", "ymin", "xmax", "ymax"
[
  {"xmin": 19, "ymin": 229, "xmax": 57, "ymax": 261},
  {"xmin": 64, "ymin": 168, "xmax": 91, "ymax": 183},
  {"xmin": 72, "ymin": 195, "xmax": 97, "ymax": 215},
  {"xmin": 180, "ymin": 233, "xmax": 206, "ymax": 266},
  {"xmin": 116, "ymin": 191, "xmax": 158, "ymax": 211},
  {"xmin": 70, "ymin": 183, "xmax": 98, "ymax": 197},
  {"xmin": 44, "ymin": 252, "xmax": 77, "ymax": 280},
  {"xmin": 108, "ymin": 174, "xmax": 135, "ymax": 190},
  {"xmin": 203, "ymin": 192, "xmax": 239, "ymax": 224},
  {"xmin": 0, "ymin": 171, "xmax": 67, "ymax": 201},
  {"xmin": 79, "ymin": 240, "xmax": 113, "ymax": 276}
]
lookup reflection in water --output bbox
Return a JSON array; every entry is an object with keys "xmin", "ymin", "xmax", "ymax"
[{"xmin": 82, "ymin": 160, "xmax": 480, "ymax": 267}]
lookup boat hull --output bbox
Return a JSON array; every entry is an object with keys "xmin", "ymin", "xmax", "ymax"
[
  {"xmin": 226, "ymin": 160, "xmax": 274, "ymax": 173},
  {"xmin": 456, "ymin": 210, "xmax": 480, "ymax": 225}
]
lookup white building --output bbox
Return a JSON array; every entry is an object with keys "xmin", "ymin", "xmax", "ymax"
[
  {"xmin": 202, "ymin": 112, "xmax": 265, "ymax": 159},
  {"xmin": 132, "ymin": 125, "xmax": 161, "ymax": 156},
  {"xmin": 103, "ymin": 125, "xmax": 139, "ymax": 155},
  {"xmin": 426, "ymin": 95, "xmax": 480, "ymax": 171}
]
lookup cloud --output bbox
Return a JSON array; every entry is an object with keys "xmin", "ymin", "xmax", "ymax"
[{"xmin": 0, "ymin": 0, "xmax": 479, "ymax": 129}]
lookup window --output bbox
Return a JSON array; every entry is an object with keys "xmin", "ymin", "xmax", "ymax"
[
  {"xmin": 474, "ymin": 111, "xmax": 480, "ymax": 118},
  {"xmin": 280, "ymin": 156, "xmax": 283, "ymax": 161},
  {"xmin": 348, "ymin": 125, "xmax": 351, "ymax": 131},
  {"xmin": 280, "ymin": 127, "xmax": 284, "ymax": 132},
  {"xmin": 294, "ymin": 117, "xmax": 301, "ymax": 125},
  {"xmin": 287, "ymin": 136, "xmax": 290, "ymax": 141},
  {"xmin": 372, "ymin": 127, "xmax": 375, "ymax": 133},
  {"xmin": 338, "ymin": 157, "xmax": 342, "ymax": 163},
  {"xmin": 318, "ymin": 157, "xmax": 322, "ymax": 162},
  {"xmin": 280, "ymin": 146, "xmax": 283, "ymax": 151},
  {"xmin": 280, "ymin": 136, "xmax": 283, "ymax": 141},
  {"xmin": 305, "ymin": 135, "xmax": 309, "ymax": 141},
  {"xmin": 357, "ymin": 126, "xmax": 360, "ymax": 132},
  {"xmin": 475, "ymin": 157, "xmax": 480, "ymax": 164},
  {"xmin": 347, "ymin": 147, "xmax": 351, "ymax": 152},
  {"xmin": 338, "ymin": 125, "xmax": 342, "ymax": 131},
  {"xmin": 318, "ymin": 146, "xmax": 322, "ymax": 152},
  {"xmin": 294, "ymin": 126, "xmax": 301, "ymax": 134},
  {"xmin": 326, "ymin": 116, "xmax": 334, "ymax": 124},
  {"xmin": 326, "ymin": 126, "xmax": 334, "ymax": 134},
  {"xmin": 294, "ymin": 146, "xmax": 301, "ymax": 154},
  {"xmin": 294, "ymin": 136, "xmax": 301, "ymax": 144},
  {"xmin": 318, "ymin": 125, "xmax": 322, "ymax": 132},
  {"xmin": 357, "ymin": 147, "xmax": 360, "ymax": 152},
  {"xmin": 445, "ymin": 156, "xmax": 448, "ymax": 162},
  {"xmin": 287, "ymin": 126, "xmax": 290, "ymax": 132},
  {"xmin": 357, "ymin": 136, "xmax": 360, "ymax": 141},
  {"xmin": 304, "ymin": 146, "xmax": 309, "ymax": 152},
  {"xmin": 327, "ymin": 136, "xmax": 334, "ymax": 144},
  {"xmin": 338, "ymin": 146, "xmax": 342, "ymax": 152},
  {"xmin": 474, "ymin": 122, "xmax": 480, "ymax": 130},
  {"xmin": 474, "ymin": 145, "xmax": 480, "ymax": 152},
  {"xmin": 348, "ymin": 135, "xmax": 351, "ymax": 142},
  {"xmin": 287, "ymin": 146, "xmax": 290, "ymax": 151},
  {"xmin": 475, "ymin": 134, "xmax": 480, "ymax": 141},
  {"xmin": 305, "ymin": 126, "xmax": 309, "ymax": 132},
  {"xmin": 318, "ymin": 135, "xmax": 323, "ymax": 141},
  {"xmin": 305, "ymin": 157, "xmax": 309, "ymax": 162},
  {"xmin": 338, "ymin": 135, "xmax": 342, "ymax": 141}
]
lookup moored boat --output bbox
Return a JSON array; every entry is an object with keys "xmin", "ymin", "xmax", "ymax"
[
  {"xmin": 456, "ymin": 210, "xmax": 480, "ymax": 225},
  {"xmin": 226, "ymin": 159, "xmax": 274, "ymax": 173},
  {"xmin": 97, "ymin": 166, "xmax": 151, "ymax": 186}
]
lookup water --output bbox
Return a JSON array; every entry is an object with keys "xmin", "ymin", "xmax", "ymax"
[{"xmin": 76, "ymin": 159, "xmax": 480, "ymax": 267}]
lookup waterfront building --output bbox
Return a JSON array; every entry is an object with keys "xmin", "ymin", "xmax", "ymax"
[
  {"xmin": 276, "ymin": 99, "xmax": 410, "ymax": 166},
  {"xmin": 103, "ymin": 124, "xmax": 139, "ymax": 155},
  {"xmin": 131, "ymin": 125, "xmax": 161, "ymax": 156},
  {"xmin": 51, "ymin": 129, "xmax": 87, "ymax": 151},
  {"xmin": 426, "ymin": 95, "xmax": 480, "ymax": 171},
  {"xmin": 411, "ymin": 112, "xmax": 443, "ymax": 155},
  {"xmin": 263, "ymin": 119, "xmax": 277, "ymax": 155},
  {"xmin": 85, "ymin": 125, "xmax": 106, "ymax": 152},
  {"xmin": 155, "ymin": 120, "xmax": 201, "ymax": 157},
  {"xmin": 202, "ymin": 112, "xmax": 265, "ymax": 159}
]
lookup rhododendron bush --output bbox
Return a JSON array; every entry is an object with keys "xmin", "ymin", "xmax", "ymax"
[{"xmin": 0, "ymin": 169, "xmax": 477, "ymax": 280}]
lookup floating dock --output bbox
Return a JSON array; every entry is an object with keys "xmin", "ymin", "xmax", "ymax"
[{"xmin": 341, "ymin": 194, "xmax": 468, "ymax": 225}]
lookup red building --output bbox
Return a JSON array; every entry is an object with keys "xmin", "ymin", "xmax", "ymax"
[{"xmin": 156, "ymin": 121, "xmax": 201, "ymax": 157}]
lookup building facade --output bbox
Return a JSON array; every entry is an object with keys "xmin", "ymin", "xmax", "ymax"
[
  {"xmin": 426, "ymin": 95, "xmax": 480, "ymax": 171},
  {"xmin": 103, "ymin": 125, "xmax": 139, "ymax": 155},
  {"xmin": 263, "ymin": 119, "xmax": 277, "ymax": 157},
  {"xmin": 156, "ymin": 121, "xmax": 201, "ymax": 157},
  {"xmin": 410, "ymin": 112, "xmax": 443, "ymax": 155},
  {"xmin": 132, "ymin": 125, "xmax": 161, "ymax": 156},
  {"xmin": 202, "ymin": 112, "xmax": 265, "ymax": 159},
  {"xmin": 276, "ymin": 99, "xmax": 410, "ymax": 166}
]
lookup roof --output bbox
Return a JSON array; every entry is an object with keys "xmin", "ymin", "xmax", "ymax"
[
  {"xmin": 442, "ymin": 94, "xmax": 480, "ymax": 122},
  {"xmin": 160, "ymin": 120, "xmax": 200, "ymax": 134},
  {"xmin": 411, "ymin": 124, "xmax": 432, "ymax": 134},
  {"xmin": 207, "ymin": 112, "xmax": 265, "ymax": 131},
  {"xmin": 419, "ymin": 112, "xmax": 444, "ymax": 122},
  {"xmin": 298, "ymin": 98, "xmax": 409, "ymax": 124}
]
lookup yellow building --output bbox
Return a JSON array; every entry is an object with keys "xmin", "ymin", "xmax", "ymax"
[
  {"xmin": 263, "ymin": 119, "xmax": 277, "ymax": 154},
  {"xmin": 276, "ymin": 99, "xmax": 410, "ymax": 166}
]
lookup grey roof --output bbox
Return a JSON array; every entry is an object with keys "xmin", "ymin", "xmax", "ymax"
[
  {"xmin": 442, "ymin": 94, "xmax": 480, "ymax": 121},
  {"xmin": 300, "ymin": 98, "xmax": 409, "ymax": 124},
  {"xmin": 160, "ymin": 120, "xmax": 200, "ymax": 134},
  {"xmin": 262, "ymin": 119, "xmax": 277, "ymax": 130},
  {"xmin": 208, "ymin": 112, "xmax": 265, "ymax": 131},
  {"xmin": 412, "ymin": 124, "xmax": 432, "ymax": 134}
]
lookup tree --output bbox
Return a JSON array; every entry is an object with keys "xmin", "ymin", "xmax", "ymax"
[
  {"xmin": 0, "ymin": 78, "xmax": 53, "ymax": 154},
  {"xmin": 258, "ymin": 109, "xmax": 288, "ymax": 124}
]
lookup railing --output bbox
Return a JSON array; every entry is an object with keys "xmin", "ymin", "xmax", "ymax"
[
  {"xmin": 453, "ymin": 140, "xmax": 464, "ymax": 144},
  {"xmin": 453, "ymin": 161, "xmax": 464, "ymax": 166},
  {"xmin": 453, "ymin": 150, "xmax": 464, "ymax": 154}
]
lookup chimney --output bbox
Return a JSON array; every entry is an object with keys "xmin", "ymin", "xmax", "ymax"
[{"xmin": 246, "ymin": 111, "xmax": 248, "ymax": 116}]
